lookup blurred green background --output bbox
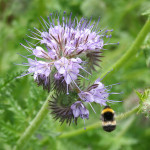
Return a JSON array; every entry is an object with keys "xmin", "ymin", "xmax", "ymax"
[{"xmin": 0, "ymin": 0, "xmax": 150, "ymax": 150}]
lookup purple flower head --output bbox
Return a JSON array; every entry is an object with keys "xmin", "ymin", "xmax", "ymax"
[
  {"xmin": 71, "ymin": 101, "xmax": 89, "ymax": 119},
  {"xmin": 18, "ymin": 12, "xmax": 113, "ymax": 92},
  {"xmin": 78, "ymin": 78, "xmax": 120, "ymax": 106}
]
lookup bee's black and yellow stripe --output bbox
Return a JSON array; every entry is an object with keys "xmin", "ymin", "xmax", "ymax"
[{"xmin": 101, "ymin": 106, "xmax": 116, "ymax": 132}]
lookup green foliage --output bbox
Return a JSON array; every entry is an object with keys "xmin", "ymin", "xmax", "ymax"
[
  {"xmin": 0, "ymin": 73, "xmax": 57, "ymax": 149},
  {"xmin": 142, "ymin": 33, "xmax": 150, "ymax": 68},
  {"xmin": 136, "ymin": 89, "xmax": 150, "ymax": 117},
  {"xmin": 1, "ymin": 0, "xmax": 150, "ymax": 150},
  {"xmin": 136, "ymin": 89, "xmax": 150, "ymax": 104}
]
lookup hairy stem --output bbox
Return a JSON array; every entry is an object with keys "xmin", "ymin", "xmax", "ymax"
[
  {"xmin": 100, "ymin": 18, "xmax": 150, "ymax": 80},
  {"xmin": 58, "ymin": 105, "xmax": 139, "ymax": 138},
  {"xmin": 13, "ymin": 92, "xmax": 53, "ymax": 150}
]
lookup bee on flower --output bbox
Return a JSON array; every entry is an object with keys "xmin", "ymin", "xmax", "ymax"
[{"xmin": 18, "ymin": 11, "xmax": 120, "ymax": 126}]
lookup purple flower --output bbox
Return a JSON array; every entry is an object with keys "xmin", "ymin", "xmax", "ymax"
[
  {"xmin": 33, "ymin": 46, "xmax": 51, "ymax": 59},
  {"xmin": 28, "ymin": 58, "xmax": 51, "ymax": 80},
  {"xmin": 54, "ymin": 72, "xmax": 63, "ymax": 80},
  {"xmin": 18, "ymin": 12, "xmax": 111, "ymax": 92},
  {"xmin": 26, "ymin": 58, "xmax": 51, "ymax": 91},
  {"xmin": 78, "ymin": 91, "xmax": 94, "ymax": 102},
  {"xmin": 63, "ymin": 58, "xmax": 82, "ymax": 84},
  {"xmin": 54, "ymin": 57, "xmax": 69, "ymax": 74},
  {"xmin": 90, "ymin": 80, "xmax": 109, "ymax": 105},
  {"xmin": 71, "ymin": 101, "xmax": 89, "ymax": 119},
  {"xmin": 54, "ymin": 57, "xmax": 82, "ymax": 85},
  {"xmin": 78, "ymin": 79, "xmax": 111, "ymax": 106}
]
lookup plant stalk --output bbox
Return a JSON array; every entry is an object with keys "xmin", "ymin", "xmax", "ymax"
[
  {"xmin": 100, "ymin": 18, "xmax": 150, "ymax": 80},
  {"xmin": 13, "ymin": 92, "xmax": 53, "ymax": 150}
]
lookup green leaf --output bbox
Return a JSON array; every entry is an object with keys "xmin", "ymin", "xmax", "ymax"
[{"xmin": 135, "ymin": 89, "xmax": 150, "ymax": 115}]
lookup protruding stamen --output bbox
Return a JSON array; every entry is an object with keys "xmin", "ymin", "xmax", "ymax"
[
  {"xmin": 26, "ymin": 34, "xmax": 41, "ymax": 41},
  {"xmin": 24, "ymin": 39, "xmax": 37, "ymax": 47},
  {"xmin": 89, "ymin": 103, "xmax": 96, "ymax": 114},
  {"xmin": 105, "ymin": 83, "xmax": 120, "ymax": 88},
  {"xmin": 69, "ymin": 12, "xmax": 72, "ymax": 27},
  {"xmin": 86, "ymin": 16, "xmax": 92, "ymax": 28},
  {"xmin": 108, "ymin": 100, "xmax": 122, "ymax": 103},
  {"xmin": 16, "ymin": 72, "xmax": 31, "ymax": 79},
  {"xmin": 100, "ymin": 69, "xmax": 113, "ymax": 81},
  {"xmin": 78, "ymin": 74, "xmax": 89, "ymax": 80},
  {"xmin": 20, "ymin": 43, "xmax": 33, "ymax": 53},
  {"xmin": 67, "ymin": 84, "xmax": 69, "ymax": 95},
  {"xmin": 105, "ymin": 29, "xmax": 113, "ymax": 33},
  {"xmin": 104, "ymin": 42, "xmax": 119, "ymax": 46},
  {"xmin": 83, "ymin": 119, "xmax": 86, "ymax": 130},
  {"xmin": 28, "ymin": 29, "xmax": 41, "ymax": 37},
  {"xmin": 14, "ymin": 63, "xmax": 29, "ymax": 66},
  {"xmin": 38, "ymin": 18, "xmax": 47, "ymax": 32},
  {"xmin": 40, "ymin": 16, "xmax": 50, "ymax": 28},
  {"xmin": 80, "ymin": 67, "xmax": 91, "ymax": 75},
  {"xmin": 69, "ymin": 74, "xmax": 81, "ymax": 92},
  {"xmin": 110, "ymin": 92, "xmax": 124, "ymax": 95},
  {"xmin": 17, "ymin": 53, "xmax": 28, "ymax": 59},
  {"xmin": 94, "ymin": 16, "xmax": 100, "ymax": 31},
  {"xmin": 33, "ymin": 27, "xmax": 42, "ymax": 34}
]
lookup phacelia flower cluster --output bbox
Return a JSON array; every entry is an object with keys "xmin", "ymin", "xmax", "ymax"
[
  {"xmin": 19, "ymin": 12, "xmax": 119, "ymax": 126},
  {"xmin": 19, "ymin": 12, "xmax": 108, "ymax": 92}
]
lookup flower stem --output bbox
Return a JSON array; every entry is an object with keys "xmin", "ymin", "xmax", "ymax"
[
  {"xmin": 13, "ymin": 92, "xmax": 53, "ymax": 150},
  {"xmin": 58, "ymin": 105, "xmax": 139, "ymax": 138},
  {"xmin": 101, "ymin": 18, "xmax": 150, "ymax": 80},
  {"xmin": 116, "ymin": 105, "xmax": 139, "ymax": 121}
]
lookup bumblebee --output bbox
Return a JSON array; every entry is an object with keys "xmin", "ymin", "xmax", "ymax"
[{"xmin": 101, "ymin": 106, "xmax": 116, "ymax": 132}]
